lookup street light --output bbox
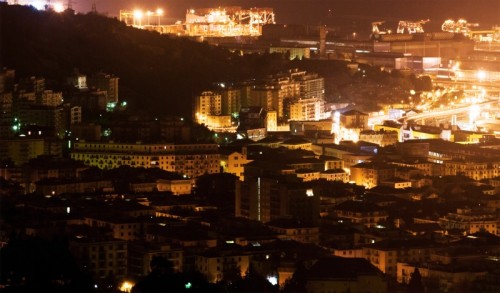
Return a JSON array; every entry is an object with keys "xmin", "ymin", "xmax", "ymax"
[
  {"xmin": 133, "ymin": 10, "xmax": 143, "ymax": 27},
  {"xmin": 156, "ymin": 8, "xmax": 164, "ymax": 26}
]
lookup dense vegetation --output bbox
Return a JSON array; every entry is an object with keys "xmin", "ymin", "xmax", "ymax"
[{"xmin": 1, "ymin": 4, "xmax": 289, "ymax": 117}]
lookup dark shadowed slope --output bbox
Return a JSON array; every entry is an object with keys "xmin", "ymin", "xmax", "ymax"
[{"xmin": 1, "ymin": 4, "xmax": 288, "ymax": 117}]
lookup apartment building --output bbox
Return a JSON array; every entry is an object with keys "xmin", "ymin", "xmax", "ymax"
[{"xmin": 70, "ymin": 141, "xmax": 220, "ymax": 178}]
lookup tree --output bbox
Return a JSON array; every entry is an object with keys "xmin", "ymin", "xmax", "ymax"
[
  {"xmin": 229, "ymin": 264, "xmax": 277, "ymax": 293},
  {"xmin": 407, "ymin": 268, "xmax": 425, "ymax": 293},
  {"xmin": 282, "ymin": 262, "xmax": 307, "ymax": 293}
]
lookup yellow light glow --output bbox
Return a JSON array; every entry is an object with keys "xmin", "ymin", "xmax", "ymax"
[
  {"xmin": 156, "ymin": 8, "xmax": 164, "ymax": 16},
  {"xmin": 53, "ymin": 2, "xmax": 64, "ymax": 13},
  {"xmin": 133, "ymin": 10, "xmax": 143, "ymax": 20},
  {"xmin": 476, "ymin": 70, "xmax": 486, "ymax": 81},
  {"xmin": 119, "ymin": 281, "xmax": 134, "ymax": 292}
]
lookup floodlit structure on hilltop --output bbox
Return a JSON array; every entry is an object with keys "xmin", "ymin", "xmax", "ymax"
[
  {"xmin": 184, "ymin": 7, "xmax": 275, "ymax": 37},
  {"xmin": 120, "ymin": 6, "xmax": 275, "ymax": 37}
]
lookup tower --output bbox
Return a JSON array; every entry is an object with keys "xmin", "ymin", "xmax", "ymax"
[
  {"xmin": 91, "ymin": 0, "xmax": 97, "ymax": 14},
  {"xmin": 319, "ymin": 25, "xmax": 328, "ymax": 59}
]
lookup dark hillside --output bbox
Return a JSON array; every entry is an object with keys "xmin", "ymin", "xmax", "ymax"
[{"xmin": 0, "ymin": 4, "xmax": 288, "ymax": 117}]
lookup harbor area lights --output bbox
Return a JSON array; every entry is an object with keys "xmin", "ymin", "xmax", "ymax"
[{"xmin": 120, "ymin": 8, "xmax": 165, "ymax": 27}]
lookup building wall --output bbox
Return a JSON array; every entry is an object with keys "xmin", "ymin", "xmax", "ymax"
[
  {"xmin": 307, "ymin": 275, "xmax": 387, "ymax": 293},
  {"xmin": 69, "ymin": 239, "xmax": 127, "ymax": 279},
  {"xmin": 70, "ymin": 142, "xmax": 220, "ymax": 178},
  {"xmin": 194, "ymin": 91, "xmax": 222, "ymax": 124},
  {"xmin": 195, "ymin": 253, "xmax": 250, "ymax": 283},
  {"xmin": 1, "ymin": 138, "xmax": 46, "ymax": 165}
]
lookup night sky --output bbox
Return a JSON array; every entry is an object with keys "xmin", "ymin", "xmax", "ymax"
[{"xmin": 74, "ymin": 0, "xmax": 499, "ymax": 31}]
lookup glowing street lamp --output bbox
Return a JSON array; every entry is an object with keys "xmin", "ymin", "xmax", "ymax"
[
  {"xmin": 146, "ymin": 11, "xmax": 153, "ymax": 25},
  {"xmin": 476, "ymin": 70, "xmax": 486, "ymax": 82},
  {"xmin": 53, "ymin": 2, "xmax": 64, "ymax": 13},
  {"xmin": 133, "ymin": 10, "xmax": 143, "ymax": 26},
  {"xmin": 156, "ymin": 8, "xmax": 164, "ymax": 25}
]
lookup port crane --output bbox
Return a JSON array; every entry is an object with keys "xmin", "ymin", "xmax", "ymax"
[
  {"xmin": 442, "ymin": 19, "xmax": 479, "ymax": 36},
  {"xmin": 397, "ymin": 19, "xmax": 429, "ymax": 34}
]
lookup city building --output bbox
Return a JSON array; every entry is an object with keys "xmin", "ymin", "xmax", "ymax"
[
  {"xmin": 87, "ymin": 73, "xmax": 119, "ymax": 105},
  {"xmin": 220, "ymin": 146, "xmax": 251, "ymax": 181},
  {"xmin": 331, "ymin": 200, "xmax": 389, "ymax": 228},
  {"xmin": 194, "ymin": 91, "xmax": 222, "ymax": 125},
  {"xmin": 236, "ymin": 177, "xmax": 320, "ymax": 225},
  {"xmin": 363, "ymin": 239, "xmax": 441, "ymax": 277},
  {"xmin": 289, "ymin": 97, "xmax": 325, "ymax": 121},
  {"xmin": 350, "ymin": 162, "xmax": 396, "ymax": 189},
  {"xmin": 267, "ymin": 218, "xmax": 319, "ymax": 243},
  {"xmin": 69, "ymin": 236, "xmax": 128, "ymax": 280},
  {"xmin": 128, "ymin": 241, "xmax": 183, "ymax": 277},
  {"xmin": 320, "ymin": 169, "xmax": 350, "ymax": 182},
  {"xmin": 195, "ymin": 245, "xmax": 251, "ymax": 283},
  {"xmin": 269, "ymin": 46, "xmax": 310, "ymax": 60},
  {"xmin": 306, "ymin": 257, "xmax": 387, "ymax": 293},
  {"xmin": 333, "ymin": 110, "xmax": 369, "ymax": 143},
  {"xmin": 439, "ymin": 208, "xmax": 499, "ymax": 236},
  {"xmin": 70, "ymin": 141, "xmax": 220, "ymax": 178},
  {"xmin": 359, "ymin": 129, "xmax": 399, "ymax": 147}
]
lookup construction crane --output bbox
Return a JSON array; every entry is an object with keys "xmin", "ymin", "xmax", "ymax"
[
  {"xmin": 442, "ymin": 19, "xmax": 479, "ymax": 36},
  {"xmin": 397, "ymin": 19, "xmax": 429, "ymax": 34},
  {"xmin": 372, "ymin": 21, "xmax": 386, "ymax": 35}
]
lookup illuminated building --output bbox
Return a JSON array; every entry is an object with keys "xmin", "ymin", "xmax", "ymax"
[
  {"xmin": 439, "ymin": 208, "xmax": 498, "ymax": 236},
  {"xmin": 350, "ymin": 162, "xmax": 396, "ymax": 189},
  {"xmin": 295, "ymin": 169, "xmax": 320, "ymax": 182},
  {"xmin": 333, "ymin": 110, "xmax": 369, "ymax": 143},
  {"xmin": 158, "ymin": 179, "xmax": 192, "ymax": 195},
  {"xmin": 266, "ymin": 110, "xmax": 277, "ymax": 131},
  {"xmin": 311, "ymin": 143, "xmax": 374, "ymax": 171},
  {"xmin": 70, "ymin": 141, "xmax": 220, "ymax": 178},
  {"xmin": 205, "ymin": 115, "xmax": 232, "ymax": 130},
  {"xmin": 237, "ymin": 107, "xmax": 268, "ymax": 141},
  {"xmin": 443, "ymin": 159, "xmax": 500, "ymax": 180},
  {"xmin": 269, "ymin": 46, "xmax": 311, "ymax": 60},
  {"xmin": 245, "ymin": 70, "xmax": 323, "ymax": 121},
  {"xmin": 359, "ymin": 129, "xmax": 398, "ymax": 147},
  {"xmin": 248, "ymin": 85, "xmax": 276, "ymax": 112},
  {"xmin": 194, "ymin": 91, "xmax": 222, "ymax": 124},
  {"xmin": 320, "ymin": 169, "xmax": 350, "ymax": 182},
  {"xmin": 184, "ymin": 7, "xmax": 275, "ymax": 37},
  {"xmin": 280, "ymin": 137, "xmax": 313, "ymax": 151},
  {"xmin": 66, "ymin": 74, "xmax": 88, "ymax": 90},
  {"xmin": 290, "ymin": 120, "xmax": 332, "ymax": 136},
  {"xmin": 5, "ymin": 0, "xmax": 65, "ymax": 12},
  {"xmin": 120, "ymin": 6, "xmax": 275, "ymax": 38},
  {"xmin": 220, "ymin": 146, "xmax": 250, "ymax": 181},
  {"xmin": 289, "ymin": 97, "xmax": 325, "ymax": 121}
]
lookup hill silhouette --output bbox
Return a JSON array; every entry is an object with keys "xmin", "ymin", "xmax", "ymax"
[{"xmin": 0, "ymin": 4, "xmax": 288, "ymax": 117}]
